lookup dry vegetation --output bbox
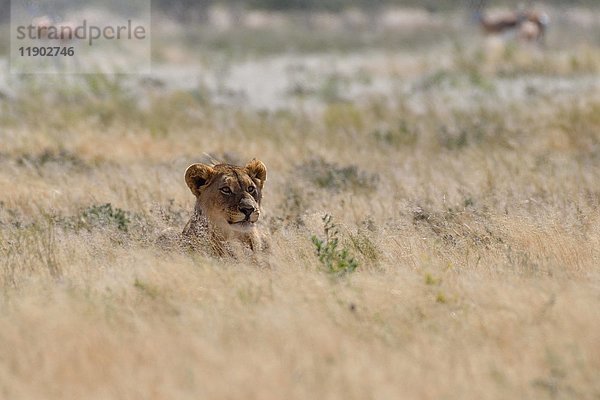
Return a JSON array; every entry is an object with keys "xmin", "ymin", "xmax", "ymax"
[{"xmin": 1, "ymin": 6, "xmax": 600, "ymax": 400}]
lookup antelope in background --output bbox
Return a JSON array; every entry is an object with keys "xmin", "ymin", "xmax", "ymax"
[
  {"xmin": 470, "ymin": 0, "xmax": 549, "ymax": 44},
  {"xmin": 31, "ymin": 15, "xmax": 77, "ymax": 42}
]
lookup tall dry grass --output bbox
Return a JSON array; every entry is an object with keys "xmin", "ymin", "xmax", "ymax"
[{"xmin": 1, "ymin": 10, "xmax": 600, "ymax": 399}]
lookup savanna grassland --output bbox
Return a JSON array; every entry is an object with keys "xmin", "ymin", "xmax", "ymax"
[{"xmin": 1, "ymin": 5, "xmax": 600, "ymax": 399}]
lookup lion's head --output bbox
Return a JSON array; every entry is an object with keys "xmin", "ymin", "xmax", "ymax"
[{"xmin": 185, "ymin": 159, "xmax": 267, "ymax": 233}]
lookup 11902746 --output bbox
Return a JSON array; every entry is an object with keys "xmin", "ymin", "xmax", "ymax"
[{"xmin": 18, "ymin": 46, "xmax": 75, "ymax": 56}]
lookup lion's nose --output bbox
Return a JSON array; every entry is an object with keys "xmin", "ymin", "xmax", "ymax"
[{"xmin": 239, "ymin": 205, "xmax": 255, "ymax": 218}]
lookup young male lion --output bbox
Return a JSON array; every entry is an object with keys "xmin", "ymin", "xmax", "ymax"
[{"xmin": 182, "ymin": 159, "xmax": 268, "ymax": 256}]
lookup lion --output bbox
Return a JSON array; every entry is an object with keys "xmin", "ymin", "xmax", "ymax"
[{"xmin": 181, "ymin": 159, "xmax": 268, "ymax": 256}]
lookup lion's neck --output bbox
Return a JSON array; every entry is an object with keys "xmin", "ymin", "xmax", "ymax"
[{"xmin": 185, "ymin": 201, "xmax": 256, "ymax": 244}]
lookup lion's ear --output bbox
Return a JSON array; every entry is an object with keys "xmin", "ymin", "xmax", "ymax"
[
  {"xmin": 185, "ymin": 163, "xmax": 216, "ymax": 197},
  {"xmin": 245, "ymin": 159, "xmax": 267, "ymax": 189}
]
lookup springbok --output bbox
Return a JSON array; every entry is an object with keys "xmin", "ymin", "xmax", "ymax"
[
  {"xmin": 31, "ymin": 15, "xmax": 77, "ymax": 42},
  {"xmin": 471, "ymin": 0, "xmax": 549, "ymax": 43},
  {"xmin": 519, "ymin": 10, "xmax": 549, "ymax": 43}
]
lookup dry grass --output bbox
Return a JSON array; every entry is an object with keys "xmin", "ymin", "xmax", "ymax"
[{"xmin": 1, "ymin": 10, "xmax": 600, "ymax": 399}]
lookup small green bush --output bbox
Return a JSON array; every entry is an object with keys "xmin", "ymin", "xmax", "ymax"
[
  {"xmin": 311, "ymin": 214, "xmax": 358, "ymax": 276},
  {"xmin": 80, "ymin": 203, "xmax": 131, "ymax": 232},
  {"xmin": 300, "ymin": 158, "xmax": 378, "ymax": 192}
]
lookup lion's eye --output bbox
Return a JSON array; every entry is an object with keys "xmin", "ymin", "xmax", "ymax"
[
  {"xmin": 248, "ymin": 186, "xmax": 256, "ymax": 193},
  {"xmin": 220, "ymin": 187, "xmax": 232, "ymax": 195}
]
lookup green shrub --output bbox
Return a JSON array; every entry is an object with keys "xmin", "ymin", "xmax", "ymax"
[
  {"xmin": 80, "ymin": 203, "xmax": 131, "ymax": 232},
  {"xmin": 311, "ymin": 214, "xmax": 358, "ymax": 276},
  {"xmin": 300, "ymin": 158, "xmax": 378, "ymax": 192}
]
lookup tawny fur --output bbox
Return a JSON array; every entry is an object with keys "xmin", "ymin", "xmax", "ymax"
[{"xmin": 182, "ymin": 159, "xmax": 269, "ymax": 257}]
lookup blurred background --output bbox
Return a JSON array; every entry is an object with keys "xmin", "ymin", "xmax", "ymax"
[{"xmin": 0, "ymin": 0, "xmax": 598, "ymax": 110}]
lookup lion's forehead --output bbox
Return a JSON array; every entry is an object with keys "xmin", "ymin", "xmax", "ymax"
[{"xmin": 219, "ymin": 172, "xmax": 254, "ymax": 190}]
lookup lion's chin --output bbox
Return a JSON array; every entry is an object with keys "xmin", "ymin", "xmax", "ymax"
[{"xmin": 227, "ymin": 220, "xmax": 256, "ymax": 231}]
